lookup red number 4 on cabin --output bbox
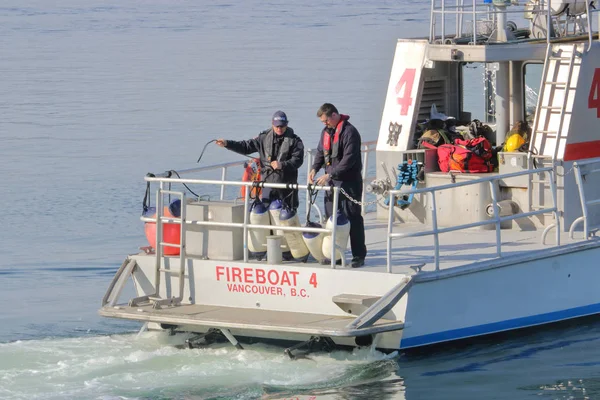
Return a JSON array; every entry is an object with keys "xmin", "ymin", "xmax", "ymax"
[
  {"xmin": 395, "ymin": 68, "xmax": 416, "ymax": 116},
  {"xmin": 589, "ymin": 68, "xmax": 600, "ymax": 118}
]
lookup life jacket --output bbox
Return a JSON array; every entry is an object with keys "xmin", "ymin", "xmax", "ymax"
[
  {"xmin": 263, "ymin": 129, "xmax": 292, "ymax": 163},
  {"xmin": 240, "ymin": 158, "xmax": 262, "ymax": 198},
  {"xmin": 323, "ymin": 114, "xmax": 349, "ymax": 166}
]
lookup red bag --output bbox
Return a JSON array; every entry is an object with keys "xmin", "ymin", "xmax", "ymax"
[
  {"xmin": 454, "ymin": 137, "xmax": 493, "ymax": 161},
  {"xmin": 437, "ymin": 144, "xmax": 493, "ymax": 173}
]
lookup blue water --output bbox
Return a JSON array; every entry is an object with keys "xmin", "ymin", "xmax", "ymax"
[{"xmin": 2, "ymin": 1, "xmax": 600, "ymax": 399}]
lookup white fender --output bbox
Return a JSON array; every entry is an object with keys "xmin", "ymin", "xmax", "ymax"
[
  {"xmin": 303, "ymin": 221, "xmax": 325, "ymax": 262},
  {"xmin": 544, "ymin": 0, "xmax": 592, "ymax": 16},
  {"xmin": 321, "ymin": 212, "xmax": 350, "ymax": 261},
  {"xmin": 279, "ymin": 208, "xmax": 310, "ymax": 260},
  {"xmin": 248, "ymin": 201, "xmax": 270, "ymax": 253},
  {"xmin": 268, "ymin": 199, "xmax": 290, "ymax": 252}
]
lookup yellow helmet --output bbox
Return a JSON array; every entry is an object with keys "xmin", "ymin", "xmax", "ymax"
[{"xmin": 504, "ymin": 133, "xmax": 526, "ymax": 152}]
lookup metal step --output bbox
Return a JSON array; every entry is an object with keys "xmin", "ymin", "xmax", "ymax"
[
  {"xmin": 158, "ymin": 268, "xmax": 183, "ymax": 276},
  {"xmin": 159, "ymin": 242, "xmax": 182, "ymax": 248},
  {"xmin": 545, "ymin": 81, "xmax": 569, "ymax": 87},
  {"xmin": 540, "ymin": 106, "xmax": 567, "ymax": 110},
  {"xmin": 348, "ymin": 276, "xmax": 413, "ymax": 330},
  {"xmin": 332, "ymin": 294, "xmax": 381, "ymax": 307},
  {"xmin": 99, "ymin": 303, "xmax": 405, "ymax": 337}
]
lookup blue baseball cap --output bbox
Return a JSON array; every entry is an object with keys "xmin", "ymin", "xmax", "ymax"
[{"xmin": 272, "ymin": 110, "xmax": 288, "ymax": 127}]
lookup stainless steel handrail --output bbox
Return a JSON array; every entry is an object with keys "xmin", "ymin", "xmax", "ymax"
[
  {"xmin": 385, "ymin": 167, "xmax": 560, "ymax": 272},
  {"xmin": 145, "ymin": 177, "xmax": 347, "ymax": 269},
  {"xmin": 305, "ymin": 140, "xmax": 377, "ymax": 217},
  {"xmin": 429, "ymin": 0, "xmax": 596, "ymax": 45},
  {"xmin": 571, "ymin": 160, "xmax": 600, "ymax": 239}
]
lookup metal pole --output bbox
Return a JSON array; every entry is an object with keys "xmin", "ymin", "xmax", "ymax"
[
  {"xmin": 430, "ymin": 191, "xmax": 440, "ymax": 271},
  {"xmin": 457, "ymin": 0, "xmax": 465, "ymax": 38},
  {"xmin": 387, "ymin": 192, "xmax": 394, "ymax": 273},
  {"xmin": 585, "ymin": 0, "xmax": 592, "ymax": 52},
  {"xmin": 306, "ymin": 151, "xmax": 313, "ymax": 220},
  {"xmin": 441, "ymin": 0, "xmax": 446, "ymax": 43},
  {"xmin": 242, "ymin": 184, "xmax": 250, "ymax": 263},
  {"xmin": 573, "ymin": 163, "xmax": 589, "ymax": 239},
  {"xmin": 331, "ymin": 187, "xmax": 339, "ymax": 269},
  {"xmin": 549, "ymin": 169, "xmax": 561, "ymax": 245},
  {"xmin": 178, "ymin": 192, "xmax": 186, "ymax": 301},
  {"xmin": 430, "ymin": 0, "xmax": 436, "ymax": 42},
  {"xmin": 489, "ymin": 181, "xmax": 502, "ymax": 257},
  {"xmin": 510, "ymin": 61, "xmax": 524, "ymax": 124},
  {"xmin": 495, "ymin": 62, "xmax": 510, "ymax": 145},
  {"xmin": 154, "ymin": 182, "xmax": 164, "ymax": 297},
  {"xmin": 547, "ymin": 0, "xmax": 551, "ymax": 44},
  {"xmin": 473, "ymin": 0, "xmax": 477, "ymax": 44},
  {"xmin": 361, "ymin": 144, "xmax": 368, "ymax": 216},
  {"xmin": 220, "ymin": 167, "xmax": 227, "ymax": 200}
]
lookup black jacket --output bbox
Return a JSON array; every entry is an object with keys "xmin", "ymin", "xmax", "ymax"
[
  {"xmin": 312, "ymin": 118, "xmax": 363, "ymax": 186},
  {"xmin": 225, "ymin": 127, "xmax": 304, "ymax": 185}
]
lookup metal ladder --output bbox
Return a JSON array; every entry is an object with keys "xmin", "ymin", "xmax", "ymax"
[
  {"xmin": 528, "ymin": 43, "xmax": 580, "ymax": 213},
  {"xmin": 131, "ymin": 188, "xmax": 187, "ymax": 309},
  {"xmin": 529, "ymin": 43, "xmax": 580, "ymax": 163}
]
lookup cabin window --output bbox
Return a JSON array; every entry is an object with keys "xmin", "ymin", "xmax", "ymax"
[
  {"xmin": 461, "ymin": 63, "xmax": 494, "ymax": 124},
  {"xmin": 523, "ymin": 62, "xmax": 542, "ymax": 125}
]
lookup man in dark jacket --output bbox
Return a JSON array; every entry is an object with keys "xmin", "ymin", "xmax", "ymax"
[
  {"xmin": 308, "ymin": 103, "xmax": 367, "ymax": 268},
  {"xmin": 216, "ymin": 110, "xmax": 304, "ymax": 210}
]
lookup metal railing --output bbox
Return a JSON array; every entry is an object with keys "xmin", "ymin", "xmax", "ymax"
[
  {"xmin": 305, "ymin": 140, "xmax": 378, "ymax": 217},
  {"xmin": 570, "ymin": 159, "xmax": 600, "ymax": 239},
  {"xmin": 429, "ymin": 0, "xmax": 597, "ymax": 48},
  {"xmin": 155, "ymin": 139, "xmax": 378, "ymax": 219},
  {"xmin": 385, "ymin": 166, "xmax": 560, "ymax": 272},
  {"xmin": 143, "ymin": 176, "xmax": 349, "ymax": 269}
]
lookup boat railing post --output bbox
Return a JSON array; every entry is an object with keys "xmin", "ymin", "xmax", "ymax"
[
  {"xmin": 547, "ymin": 0, "xmax": 551, "ymax": 44},
  {"xmin": 573, "ymin": 162, "xmax": 589, "ymax": 239},
  {"xmin": 430, "ymin": 0, "xmax": 436, "ymax": 42},
  {"xmin": 585, "ymin": 0, "xmax": 592, "ymax": 52},
  {"xmin": 361, "ymin": 144, "xmax": 369, "ymax": 216},
  {"xmin": 178, "ymin": 192, "xmax": 187, "ymax": 301},
  {"xmin": 154, "ymin": 182, "xmax": 164, "ymax": 297},
  {"xmin": 457, "ymin": 0, "xmax": 464, "ymax": 38},
  {"xmin": 242, "ymin": 182, "xmax": 250, "ymax": 263},
  {"xmin": 220, "ymin": 167, "xmax": 227, "ymax": 200},
  {"xmin": 441, "ymin": 0, "xmax": 446, "ymax": 43},
  {"xmin": 430, "ymin": 190, "xmax": 440, "ymax": 270},
  {"xmin": 331, "ymin": 187, "xmax": 339, "ymax": 269},
  {"xmin": 597, "ymin": 7, "xmax": 600, "ymax": 45},
  {"xmin": 387, "ymin": 191, "xmax": 395, "ymax": 273},
  {"xmin": 472, "ymin": 0, "xmax": 476, "ymax": 44},
  {"xmin": 489, "ymin": 180, "xmax": 502, "ymax": 257},
  {"xmin": 549, "ymin": 169, "xmax": 561, "ymax": 245},
  {"xmin": 306, "ymin": 151, "xmax": 313, "ymax": 219}
]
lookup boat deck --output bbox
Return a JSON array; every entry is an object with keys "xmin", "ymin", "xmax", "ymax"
[
  {"xmin": 102, "ymin": 302, "xmax": 404, "ymax": 337},
  {"xmin": 237, "ymin": 212, "xmax": 581, "ymax": 276}
]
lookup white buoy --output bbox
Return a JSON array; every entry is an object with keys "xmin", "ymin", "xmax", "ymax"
[
  {"xmin": 279, "ymin": 208, "xmax": 310, "ymax": 260},
  {"xmin": 321, "ymin": 212, "xmax": 350, "ymax": 261},
  {"xmin": 544, "ymin": 0, "xmax": 591, "ymax": 16},
  {"xmin": 268, "ymin": 199, "xmax": 290, "ymax": 253},
  {"xmin": 303, "ymin": 221, "xmax": 325, "ymax": 262},
  {"xmin": 248, "ymin": 200, "xmax": 270, "ymax": 255}
]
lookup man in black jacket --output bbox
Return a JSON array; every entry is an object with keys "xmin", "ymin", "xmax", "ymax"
[
  {"xmin": 216, "ymin": 110, "xmax": 304, "ymax": 210},
  {"xmin": 308, "ymin": 103, "xmax": 367, "ymax": 268}
]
